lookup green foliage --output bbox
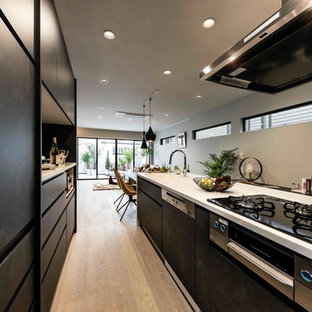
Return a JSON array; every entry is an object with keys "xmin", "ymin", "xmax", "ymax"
[
  {"xmin": 198, "ymin": 148, "xmax": 238, "ymax": 178},
  {"xmin": 87, "ymin": 144, "xmax": 96, "ymax": 159},
  {"xmin": 123, "ymin": 149, "xmax": 133, "ymax": 166},
  {"xmin": 118, "ymin": 157, "xmax": 127, "ymax": 170},
  {"xmin": 159, "ymin": 162, "xmax": 170, "ymax": 173},
  {"xmin": 81, "ymin": 152, "xmax": 91, "ymax": 169},
  {"xmin": 105, "ymin": 151, "xmax": 111, "ymax": 170},
  {"xmin": 141, "ymin": 146, "xmax": 153, "ymax": 157}
]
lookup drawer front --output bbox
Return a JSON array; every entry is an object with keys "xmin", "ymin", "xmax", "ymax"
[
  {"xmin": 138, "ymin": 177, "xmax": 161, "ymax": 205},
  {"xmin": 0, "ymin": 228, "xmax": 34, "ymax": 312},
  {"xmin": 295, "ymin": 281, "xmax": 312, "ymax": 312},
  {"xmin": 42, "ymin": 173, "xmax": 66, "ymax": 214},
  {"xmin": 41, "ymin": 228, "xmax": 67, "ymax": 312},
  {"xmin": 209, "ymin": 246, "xmax": 294, "ymax": 312},
  {"xmin": 8, "ymin": 266, "xmax": 34, "ymax": 312},
  {"xmin": 138, "ymin": 190, "xmax": 162, "ymax": 250},
  {"xmin": 41, "ymin": 210, "xmax": 66, "ymax": 280},
  {"xmin": 66, "ymin": 194, "xmax": 76, "ymax": 249},
  {"xmin": 42, "ymin": 192, "xmax": 66, "ymax": 245}
]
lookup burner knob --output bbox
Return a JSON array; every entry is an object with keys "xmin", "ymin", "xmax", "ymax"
[
  {"xmin": 213, "ymin": 221, "xmax": 219, "ymax": 229},
  {"xmin": 220, "ymin": 224, "xmax": 226, "ymax": 233},
  {"xmin": 301, "ymin": 270, "xmax": 312, "ymax": 283}
]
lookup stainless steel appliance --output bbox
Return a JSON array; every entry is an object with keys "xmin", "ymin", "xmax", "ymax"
[
  {"xmin": 209, "ymin": 210, "xmax": 312, "ymax": 311},
  {"xmin": 161, "ymin": 189, "xmax": 199, "ymax": 312},
  {"xmin": 209, "ymin": 194, "xmax": 312, "ymax": 242},
  {"xmin": 200, "ymin": 0, "xmax": 312, "ymax": 93}
]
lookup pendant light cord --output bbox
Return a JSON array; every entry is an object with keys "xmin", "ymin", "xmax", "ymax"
[
  {"xmin": 149, "ymin": 98, "xmax": 152, "ymax": 127},
  {"xmin": 143, "ymin": 104, "xmax": 145, "ymax": 133}
]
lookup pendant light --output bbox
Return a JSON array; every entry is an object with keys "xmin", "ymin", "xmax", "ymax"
[
  {"xmin": 141, "ymin": 104, "xmax": 148, "ymax": 149},
  {"xmin": 145, "ymin": 89, "xmax": 159, "ymax": 142}
]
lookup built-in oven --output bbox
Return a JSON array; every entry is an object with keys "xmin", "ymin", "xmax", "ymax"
[{"xmin": 209, "ymin": 212, "xmax": 311, "ymax": 312}]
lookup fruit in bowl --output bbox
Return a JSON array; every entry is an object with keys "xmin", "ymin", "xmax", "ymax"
[
  {"xmin": 193, "ymin": 175, "xmax": 235, "ymax": 192},
  {"xmin": 200, "ymin": 177, "xmax": 215, "ymax": 191}
]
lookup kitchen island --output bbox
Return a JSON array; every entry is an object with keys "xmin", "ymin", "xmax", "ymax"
[{"xmin": 137, "ymin": 173, "xmax": 312, "ymax": 312}]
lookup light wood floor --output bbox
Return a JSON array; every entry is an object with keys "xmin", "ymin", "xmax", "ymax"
[{"xmin": 51, "ymin": 180, "xmax": 192, "ymax": 312}]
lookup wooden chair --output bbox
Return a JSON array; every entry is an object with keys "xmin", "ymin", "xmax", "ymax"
[{"xmin": 113, "ymin": 169, "xmax": 137, "ymax": 221}]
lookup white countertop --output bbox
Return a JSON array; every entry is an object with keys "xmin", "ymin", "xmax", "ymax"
[
  {"xmin": 138, "ymin": 172, "xmax": 312, "ymax": 259},
  {"xmin": 42, "ymin": 162, "xmax": 76, "ymax": 183}
]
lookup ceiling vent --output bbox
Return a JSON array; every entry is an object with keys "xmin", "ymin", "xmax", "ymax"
[{"xmin": 115, "ymin": 111, "xmax": 151, "ymax": 120}]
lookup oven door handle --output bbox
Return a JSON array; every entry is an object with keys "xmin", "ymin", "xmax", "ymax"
[{"xmin": 227, "ymin": 241, "xmax": 294, "ymax": 298}]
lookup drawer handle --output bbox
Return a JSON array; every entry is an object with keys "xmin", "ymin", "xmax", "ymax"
[{"xmin": 301, "ymin": 270, "xmax": 312, "ymax": 283}]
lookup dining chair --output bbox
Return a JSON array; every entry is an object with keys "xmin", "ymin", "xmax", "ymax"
[{"xmin": 113, "ymin": 169, "xmax": 137, "ymax": 221}]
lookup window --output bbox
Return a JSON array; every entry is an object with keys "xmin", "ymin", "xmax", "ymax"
[
  {"xmin": 193, "ymin": 122, "xmax": 231, "ymax": 140},
  {"xmin": 243, "ymin": 102, "xmax": 312, "ymax": 132},
  {"xmin": 160, "ymin": 135, "xmax": 176, "ymax": 145},
  {"xmin": 78, "ymin": 138, "xmax": 149, "ymax": 179}
]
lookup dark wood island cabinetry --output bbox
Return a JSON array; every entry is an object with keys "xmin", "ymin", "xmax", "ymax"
[{"xmin": 137, "ymin": 176, "xmax": 306, "ymax": 312}]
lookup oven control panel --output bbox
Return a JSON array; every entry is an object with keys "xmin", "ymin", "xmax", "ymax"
[{"xmin": 209, "ymin": 213, "xmax": 229, "ymax": 251}]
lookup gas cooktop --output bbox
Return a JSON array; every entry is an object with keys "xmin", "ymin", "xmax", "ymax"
[{"xmin": 208, "ymin": 195, "xmax": 312, "ymax": 243}]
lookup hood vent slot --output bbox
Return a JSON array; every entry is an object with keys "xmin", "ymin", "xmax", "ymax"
[{"xmin": 220, "ymin": 76, "xmax": 251, "ymax": 89}]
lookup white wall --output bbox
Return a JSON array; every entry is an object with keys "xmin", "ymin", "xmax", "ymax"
[
  {"xmin": 154, "ymin": 82, "xmax": 312, "ymax": 188},
  {"xmin": 77, "ymin": 127, "xmax": 142, "ymax": 140}
]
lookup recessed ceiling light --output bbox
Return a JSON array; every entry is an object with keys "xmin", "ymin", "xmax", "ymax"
[
  {"xmin": 229, "ymin": 56, "xmax": 236, "ymax": 62},
  {"xmin": 97, "ymin": 106, "xmax": 106, "ymax": 110},
  {"xmin": 103, "ymin": 30, "xmax": 115, "ymax": 40},
  {"xmin": 100, "ymin": 79, "xmax": 109, "ymax": 84},
  {"xmin": 98, "ymin": 115, "xmax": 103, "ymax": 119},
  {"xmin": 202, "ymin": 18, "xmax": 215, "ymax": 29},
  {"xmin": 164, "ymin": 113, "xmax": 169, "ymax": 116},
  {"xmin": 195, "ymin": 95, "xmax": 202, "ymax": 99},
  {"xmin": 163, "ymin": 70, "xmax": 172, "ymax": 75},
  {"xmin": 128, "ymin": 118, "xmax": 132, "ymax": 121}
]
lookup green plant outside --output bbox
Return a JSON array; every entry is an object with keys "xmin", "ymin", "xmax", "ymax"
[
  {"xmin": 123, "ymin": 149, "xmax": 133, "ymax": 167},
  {"xmin": 118, "ymin": 157, "xmax": 127, "ymax": 170},
  {"xmin": 81, "ymin": 152, "xmax": 91, "ymax": 169},
  {"xmin": 105, "ymin": 151, "xmax": 111, "ymax": 170}
]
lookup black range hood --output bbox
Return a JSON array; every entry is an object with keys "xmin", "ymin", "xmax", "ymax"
[{"xmin": 200, "ymin": 0, "xmax": 312, "ymax": 93}]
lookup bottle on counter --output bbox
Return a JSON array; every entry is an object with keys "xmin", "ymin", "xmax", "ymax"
[
  {"xmin": 301, "ymin": 177, "xmax": 312, "ymax": 195},
  {"xmin": 49, "ymin": 137, "xmax": 59, "ymax": 165}
]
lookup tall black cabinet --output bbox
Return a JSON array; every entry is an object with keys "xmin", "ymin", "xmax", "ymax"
[{"xmin": 0, "ymin": 0, "xmax": 77, "ymax": 311}]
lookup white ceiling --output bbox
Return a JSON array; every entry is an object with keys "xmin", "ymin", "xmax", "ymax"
[{"xmin": 54, "ymin": 0, "xmax": 281, "ymax": 132}]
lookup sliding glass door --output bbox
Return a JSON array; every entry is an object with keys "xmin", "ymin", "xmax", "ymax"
[
  {"xmin": 135, "ymin": 140, "xmax": 148, "ymax": 167},
  {"xmin": 117, "ymin": 140, "xmax": 134, "ymax": 172},
  {"xmin": 78, "ymin": 138, "xmax": 148, "ymax": 180},
  {"xmin": 78, "ymin": 138, "xmax": 97, "ymax": 179},
  {"xmin": 98, "ymin": 139, "xmax": 116, "ymax": 179}
]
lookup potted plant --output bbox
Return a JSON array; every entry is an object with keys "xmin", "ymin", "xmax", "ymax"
[
  {"xmin": 81, "ymin": 152, "xmax": 91, "ymax": 174},
  {"xmin": 87, "ymin": 145, "xmax": 96, "ymax": 176},
  {"xmin": 118, "ymin": 157, "xmax": 127, "ymax": 171},
  {"xmin": 105, "ymin": 151, "xmax": 111, "ymax": 170},
  {"xmin": 196, "ymin": 148, "xmax": 238, "ymax": 192},
  {"xmin": 123, "ymin": 149, "xmax": 133, "ymax": 170}
]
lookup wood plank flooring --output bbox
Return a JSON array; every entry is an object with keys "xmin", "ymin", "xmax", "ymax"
[{"xmin": 51, "ymin": 180, "xmax": 192, "ymax": 312}]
